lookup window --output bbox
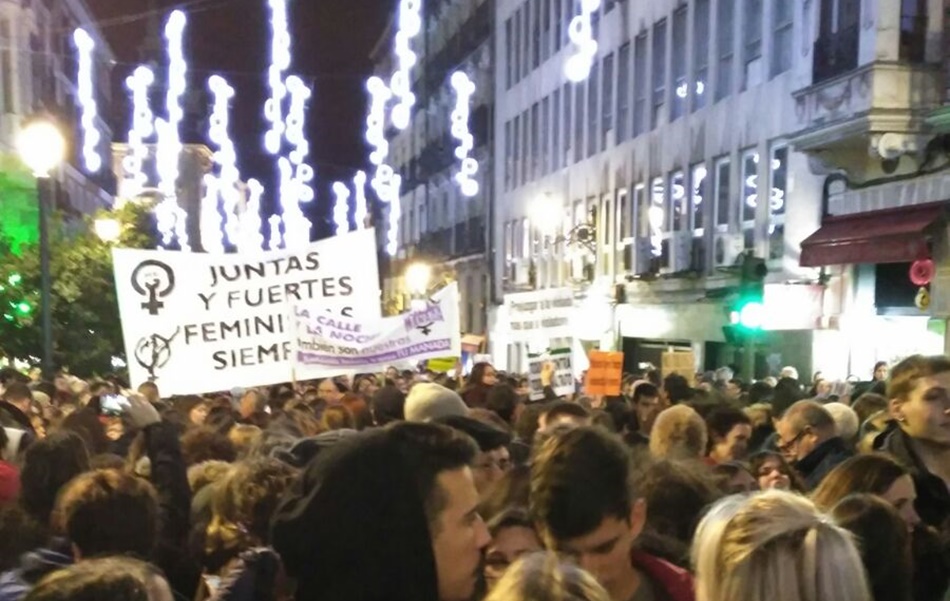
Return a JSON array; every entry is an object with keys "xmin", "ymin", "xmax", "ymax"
[
  {"xmin": 532, "ymin": 0, "xmax": 541, "ymax": 69},
  {"xmin": 542, "ymin": 0, "xmax": 551, "ymax": 61},
  {"xmin": 769, "ymin": 144, "xmax": 788, "ymax": 261},
  {"xmin": 650, "ymin": 177, "xmax": 667, "ymax": 264},
  {"xmin": 691, "ymin": 163, "xmax": 707, "ymax": 234},
  {"xmin": 617, "ymin": 43, "xmax": 631, "ymax": 141},
  {"xmin": 815, "ymin": 0, "xmax": 860, "ymax": 82},
  {"xmin": 522, "ymin": 109, "xmax": 531, "ymax": 183},
  {"xmin": 563, "ymin": 83, "xmax": 572, "ymax": 164},
  {"xmin": 692, "ymin": 0, "xmax": 710, "ymax": 111},
  {"xmin": 617, "ymin": 190, "xmax": 632, "ymax": 271},
  {"xmin": 741, "ymin": 149, "xmax": 758, "ymax": 248},
  {"xmin": 542, "ymin": 96, "xmax": 550, "ymax": 175},
  {"xmin": 600, "ymin": 195, "xmax": 613, "ymax": 276},
  {"xmin": 552, "ymin": 89, "xmax": 561, "ymax": 170},
  {"xmin": 555, "ymin": 0, "xmax": 564, "ymax": 51},
  {"xmin": 715, "ymin": 157, "xmax": 731, "ymax": 228},
  {"xmin": 900, "ymin": 0, "xmax": 927, "ymax": 62},
  {"xmin": 531, "ymin": 102, "xmax": 540, "ymax": 179},
  {"xmin": 651, "ymin": 19, "xmax": 667, "ymax": 129},
  {"xmin": 523, "ymin": 3, "xmax": 531, "ymax": 78},
  {"xmin": 591, "ymin": 7, "xmax": 601, "ymax": 40},
  {"xmin": 771, "ymin": 0, "xmax": 793, "ymax": 76},
  {"xmin": 633, "ymin": 33, "xmax": 647, "ymax": 137},
  {"xmin": 743, "ymin": 0, "xmax": 764, "ymax": 89},
  {"xmin": 716, "ymin": 0, "xmax": 735, "ymax": 101},
  {"xmin": 671, "ymin": 8, "xmax": 687, "ymax": 120},
  {"xmin": 671, "ymin": 171, "xmax": 687, "ymax": 232},
  {"xmin": 0, "ymin": 19, "xmax": 13, "ymax": 113},
  {"xmin": 514, "ymin": 9, "xmax": 523, "ymax": 83},
  {"xmin": 506, "ymin": 17, "xmax": 514, "ymax": 89},
  {"xmin": 512, "ymin": 116, "xmax": 521, "ymax": 188},
  {"xmin": 587, "ymin": 60, "xmax": 599, "ymax": 157},
  {"xmin": 505, "ymin": 120, "xmax": 513, "ymax": 190},
  {"xmin": 602, "ymin": 53, "xmax": 614, "ymax": 144},
  {"xmin": 635, "ymin": 184, "xmax": 648, "ymax": 238},
  {"xmin": 574, "ymin": 84, "xmax": 584, "ymax": 163},
  {"xmin": 521, "ymin": 218, "xmax": 531, "ymax": 258}
]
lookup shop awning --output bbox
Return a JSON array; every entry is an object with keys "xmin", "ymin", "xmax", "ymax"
[{"xmin": 799, "ymin": 203, "xmax": 945, "ymax": 267}]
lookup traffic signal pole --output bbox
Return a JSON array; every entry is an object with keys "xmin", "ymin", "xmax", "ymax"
[
  {"xmin": 743, "ymin": 336, "xmax": 755, "ymax": 381},
  {"xmin": 39, "ymin": 178, "xmax": 53, "ymax": 382}
]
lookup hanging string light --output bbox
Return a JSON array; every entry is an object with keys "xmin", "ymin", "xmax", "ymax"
[
  {"xmin": 207, "ymin": 75, "xmax": 241, "ymax": 249},
  {"xmin": 565, "ymin": 0, "xmax": 601, "ymax": 82},
  {"xmin": 239, "ymin": 179, "xmax": 265, "ymax": 252},
  {"xmin": 267, "ymin": 214, "xmax": 284, "ymax": 251},
  {"xmin": 449, "ymin": 71, "xmax": 478, "ymax": 197},
  {"xmin": 333, "ymin": 181, "xmax": 350, "ymax": 235},
  {"xmin": 264, "ymin": 0, "xmax": 291, "ymax": 155},
  {"xmin": 121, "ymin": 66, "xmax": 155, "ymax": 201},
  {"xmin": 73, "ymin": 29, "xmax": 101, "ymax": 173},
  {"xmin": 390, "ymin": 0, "xmax": 422, "ymax": 130},
  {"xmin": 155, "ymin": 10, "xmax": 189, "ymax": 250},
  {"xmin": 353, "ymin": 170, "xmax": 368, "ymax": 229}
]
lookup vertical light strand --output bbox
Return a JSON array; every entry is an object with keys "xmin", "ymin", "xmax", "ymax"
[
  {"xmin": 73, "ymin": 29, "xmax": 101, "ymax": 173},
  {"xmin": 207, "ymin": 75, "xmax": 241, "ymax": 249},
  {"xmin": 353, "ymin": 170, "xmax": 368, "ymax": 229},
  {"xmin": 332, "ymin": 181, "xmax": 350, "ymax": 235},
  {"xmin": 449, "ymin": 71, "xmax": 478, "ymax": 197},
  {"xmin": 239, "ymin": 179, "xmax": 265, "ymax": 252},
  {"xmin": 121, "ymin": 66, "xmax": 155, "ymax": 202},
  {"xmin": 155, "ymin": 10, "xmax": 189, "ymax": 250},
  {"xmin": 267, "ymin": 214, "xmax": 284, "ymax": 251},
  {"xmin": 264, "ymin": 0, "xmax": 291, "ymax": 155},
  {"xmin": 390, "ymin": 0, "xmax": 422, "ymax": 130},
  {"xmin": 279, "ymin": 75, "xmax": 315, "ymax": 248},
  {"xmin": 565, "ymin": 0, "xmax": 600, "ymax": 82},
  {"xmin": 365, "ymin": 76, "xmax": 400, "ymax": 252}
]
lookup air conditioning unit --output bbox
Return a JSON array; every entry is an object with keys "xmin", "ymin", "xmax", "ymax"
[
  {"xmin": 717, "ymin": 234, "xmax": 746, "ymax": 266},
  {"xmin": 634, "ymin": 237, "xmax": 654, "ymax": 275},
  {"xmin": 670, "ymin": 232, "xmax": 693, "ymax": 272}
]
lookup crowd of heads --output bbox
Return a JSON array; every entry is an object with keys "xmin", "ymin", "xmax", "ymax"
[{"xmin": 0, "ymin": 353, "xmax": 945, "ymax": 601}]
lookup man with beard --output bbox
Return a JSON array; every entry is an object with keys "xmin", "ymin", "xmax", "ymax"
[{"xmin": 272, "ymin": 421, "xmax": 490, "ymax": 601}]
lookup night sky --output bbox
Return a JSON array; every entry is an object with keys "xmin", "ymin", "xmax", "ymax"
[{"xmin": 85, "ymin": 0, "xmax": 394, "ymax": 238}]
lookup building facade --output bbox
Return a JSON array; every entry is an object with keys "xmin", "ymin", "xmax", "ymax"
[
  {"xmin": 374, "ymin": 0, "xmax": 493, "ymax": 349},
  {"xmin": 0, "ymin": 0, "xmax": 115, "ymax": 251},
  {"xmin": 489, "ymin": 0, "xmax": 842, "ymax": 378}
]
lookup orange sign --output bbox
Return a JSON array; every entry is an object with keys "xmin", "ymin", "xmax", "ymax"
[{"xmin": 586, "ymin": 351, "xmax": 624, "ymax": 396}]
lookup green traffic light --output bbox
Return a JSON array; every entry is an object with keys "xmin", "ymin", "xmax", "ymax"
[
  {"xmin": 736, "ymin": 301, "xmax": 765, "ymax": 330},
  {"xmin": 14, "ymin": 301, "xmax": 31, "ymax": 315}
]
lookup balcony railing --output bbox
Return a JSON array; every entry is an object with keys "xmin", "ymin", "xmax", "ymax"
[{"xmin": 812, "ymin": 25, "xmax": 859, "ymax": 84}]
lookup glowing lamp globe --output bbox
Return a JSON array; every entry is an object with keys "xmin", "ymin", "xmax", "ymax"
[
  {"xmin": 405, "ymin": 262, "xmax": 432, "ymax": 296},
  {"xmin": 18, "ymin": 120, "xmax": 66, "ymax": 177}
]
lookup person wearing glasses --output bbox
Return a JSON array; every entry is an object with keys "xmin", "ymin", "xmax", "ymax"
[{"xmin": 775, "ymin": 400, "xmax": 853, "ymax": 490}]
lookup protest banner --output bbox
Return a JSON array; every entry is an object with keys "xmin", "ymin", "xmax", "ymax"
[
  {"xmin": 586, "ymin": 350, "xmax": 624, "ymax": 395},
  {"xmin": 662, "ymin": 348, "xmax": 696, "ymax": 386},
  {"xmin": 293, "ymin": 282, "xmax": 461, "ymax": 377},
  {"xmin": 527, "ymin": 348, "xmax": 574, "ymax": 401},
  {"xmin": 427, "ymin": 357, "xmax": 460, "ymax": 373},
  {"xmin": 112, "ymin": 228, "xmax": 381, "ymax": 394}
]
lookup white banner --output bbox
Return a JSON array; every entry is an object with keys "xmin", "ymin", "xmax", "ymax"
[
  {"xmin": 112, "ymin": 229, "xmax": 381, "ymax": 394},
  {"xmin": 527, "ymin": 348, "xmax": 574, "ymax": 401},
  {"xmin": 293, "ymin": 283, "xmax": 461, "ymax": 377}
]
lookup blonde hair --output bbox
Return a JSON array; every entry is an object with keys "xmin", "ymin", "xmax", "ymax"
[
  {"xmin": 486, "ymin": 552, "xmax": 610, "ymax": 601},
  {"xmin": 692, "ymin": 490, "xmax": 870, "ymax": 601},
  {"xmin": 649, "ymin": 405, "xmax": 708, "ymax": 460},
  {"xmin": 228, "ymin": 424, "xmax": 262, "ymax": 459}
]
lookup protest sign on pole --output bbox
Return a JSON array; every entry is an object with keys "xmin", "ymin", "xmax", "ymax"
[
  {"xmin": 586, "ymin": 350, "xmax": 624, "ymax": 396},
  {"xmin": 112, "ymin": 228, "xmax": 381, "ymax": 394},
  {"xmin": 527, "ymin": 348, "xmax": 574, "ymax": 401},
  {"xmin": 293, "ymin": 282, "xmax": 461, "ymax": 377}
]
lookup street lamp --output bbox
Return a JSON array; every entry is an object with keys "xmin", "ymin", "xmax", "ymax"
[
  {"xmin": 405, "ymin": 262, "xmax": 432, "ymax": 311},
  {"xmin": 94, "ymin": 218, "xmax": 121, "ymax": 243},
  {"xmin": 17, "ymin": 117, "xmax": 66, "ymax": 382}
]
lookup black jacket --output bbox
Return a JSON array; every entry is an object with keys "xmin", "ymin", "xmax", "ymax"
[
  {"xmin": 796, "ymin": 436, "xmax": 853, "ymax": 490},
  {"xmin": 0, "ymin": 403, "xmax": 35, "ymax": 455},
  {"xmin": 875, "ymin": 423, "xmax": 950, "ymax": 529}
]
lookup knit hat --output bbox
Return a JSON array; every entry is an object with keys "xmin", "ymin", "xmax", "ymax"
[{"xmin": 404, "ymin": 383, "xmax": 467, "ymax": 423}]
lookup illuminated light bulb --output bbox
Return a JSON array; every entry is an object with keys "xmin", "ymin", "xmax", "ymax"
[
  {"xmin": 207, "ymin": 75, "xmax": 241, "ymax": 249},
  {"xmin": 353, "ymin": 170, "xmax": 368, "ymax": 229},
  {"xmin": 122, "ymin": 66, "xmax": 155, "ymax": 200},
  {"xmin": 200, "ymin": 174, "xmax": 223, "ymax": 253},
  {"xmin": 73, "ymin": 29, "xmax": 101, "ymax": 173},
  {"xmin": 565, "ymin": 0, "xmax": 601, "ymax": 82},
  {"xmin": 332, "ymin": 181, "xmax": 350, "ymax": 235},
  {"xmin": 264, "ymin": 0, "xmax": 291, "ymax": 155},
  {"xmin": 390, "ymin": 0, "xmax": 423, "ymax": 130},
  {"xmin": 239, "ymin": 179, "xmax": 265, "ymax": 252},
  {"xmin": 277, "ymin": 156, "xmax": 312, "ymax": 249},
  {"xmin": 284, "ymin": 76, "xmax": 315, "ymax": 205},
  {"xmin": 387, "ymin": 174, "xmax": 402, "ymax": 256},
  {"xmin": 155, "ymin": 10, "xmax": 189, "ymax": 251},
  {"xmin": 449, "ymin": 71, "xmax": 478, "ymax": 197}
]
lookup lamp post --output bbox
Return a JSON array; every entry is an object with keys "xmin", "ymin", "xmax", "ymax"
[
  {"xmin": 17, "ymin": 118, "xmax": 66, "ymax": 381},
  {"xmin": 405, "ymin": 262, "xmax": 432, "ymax": 312}
]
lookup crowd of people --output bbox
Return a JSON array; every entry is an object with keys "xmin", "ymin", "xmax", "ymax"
[{"xmin": 0, "ymin": 354, "xmax": 945, "ymax": 601}]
